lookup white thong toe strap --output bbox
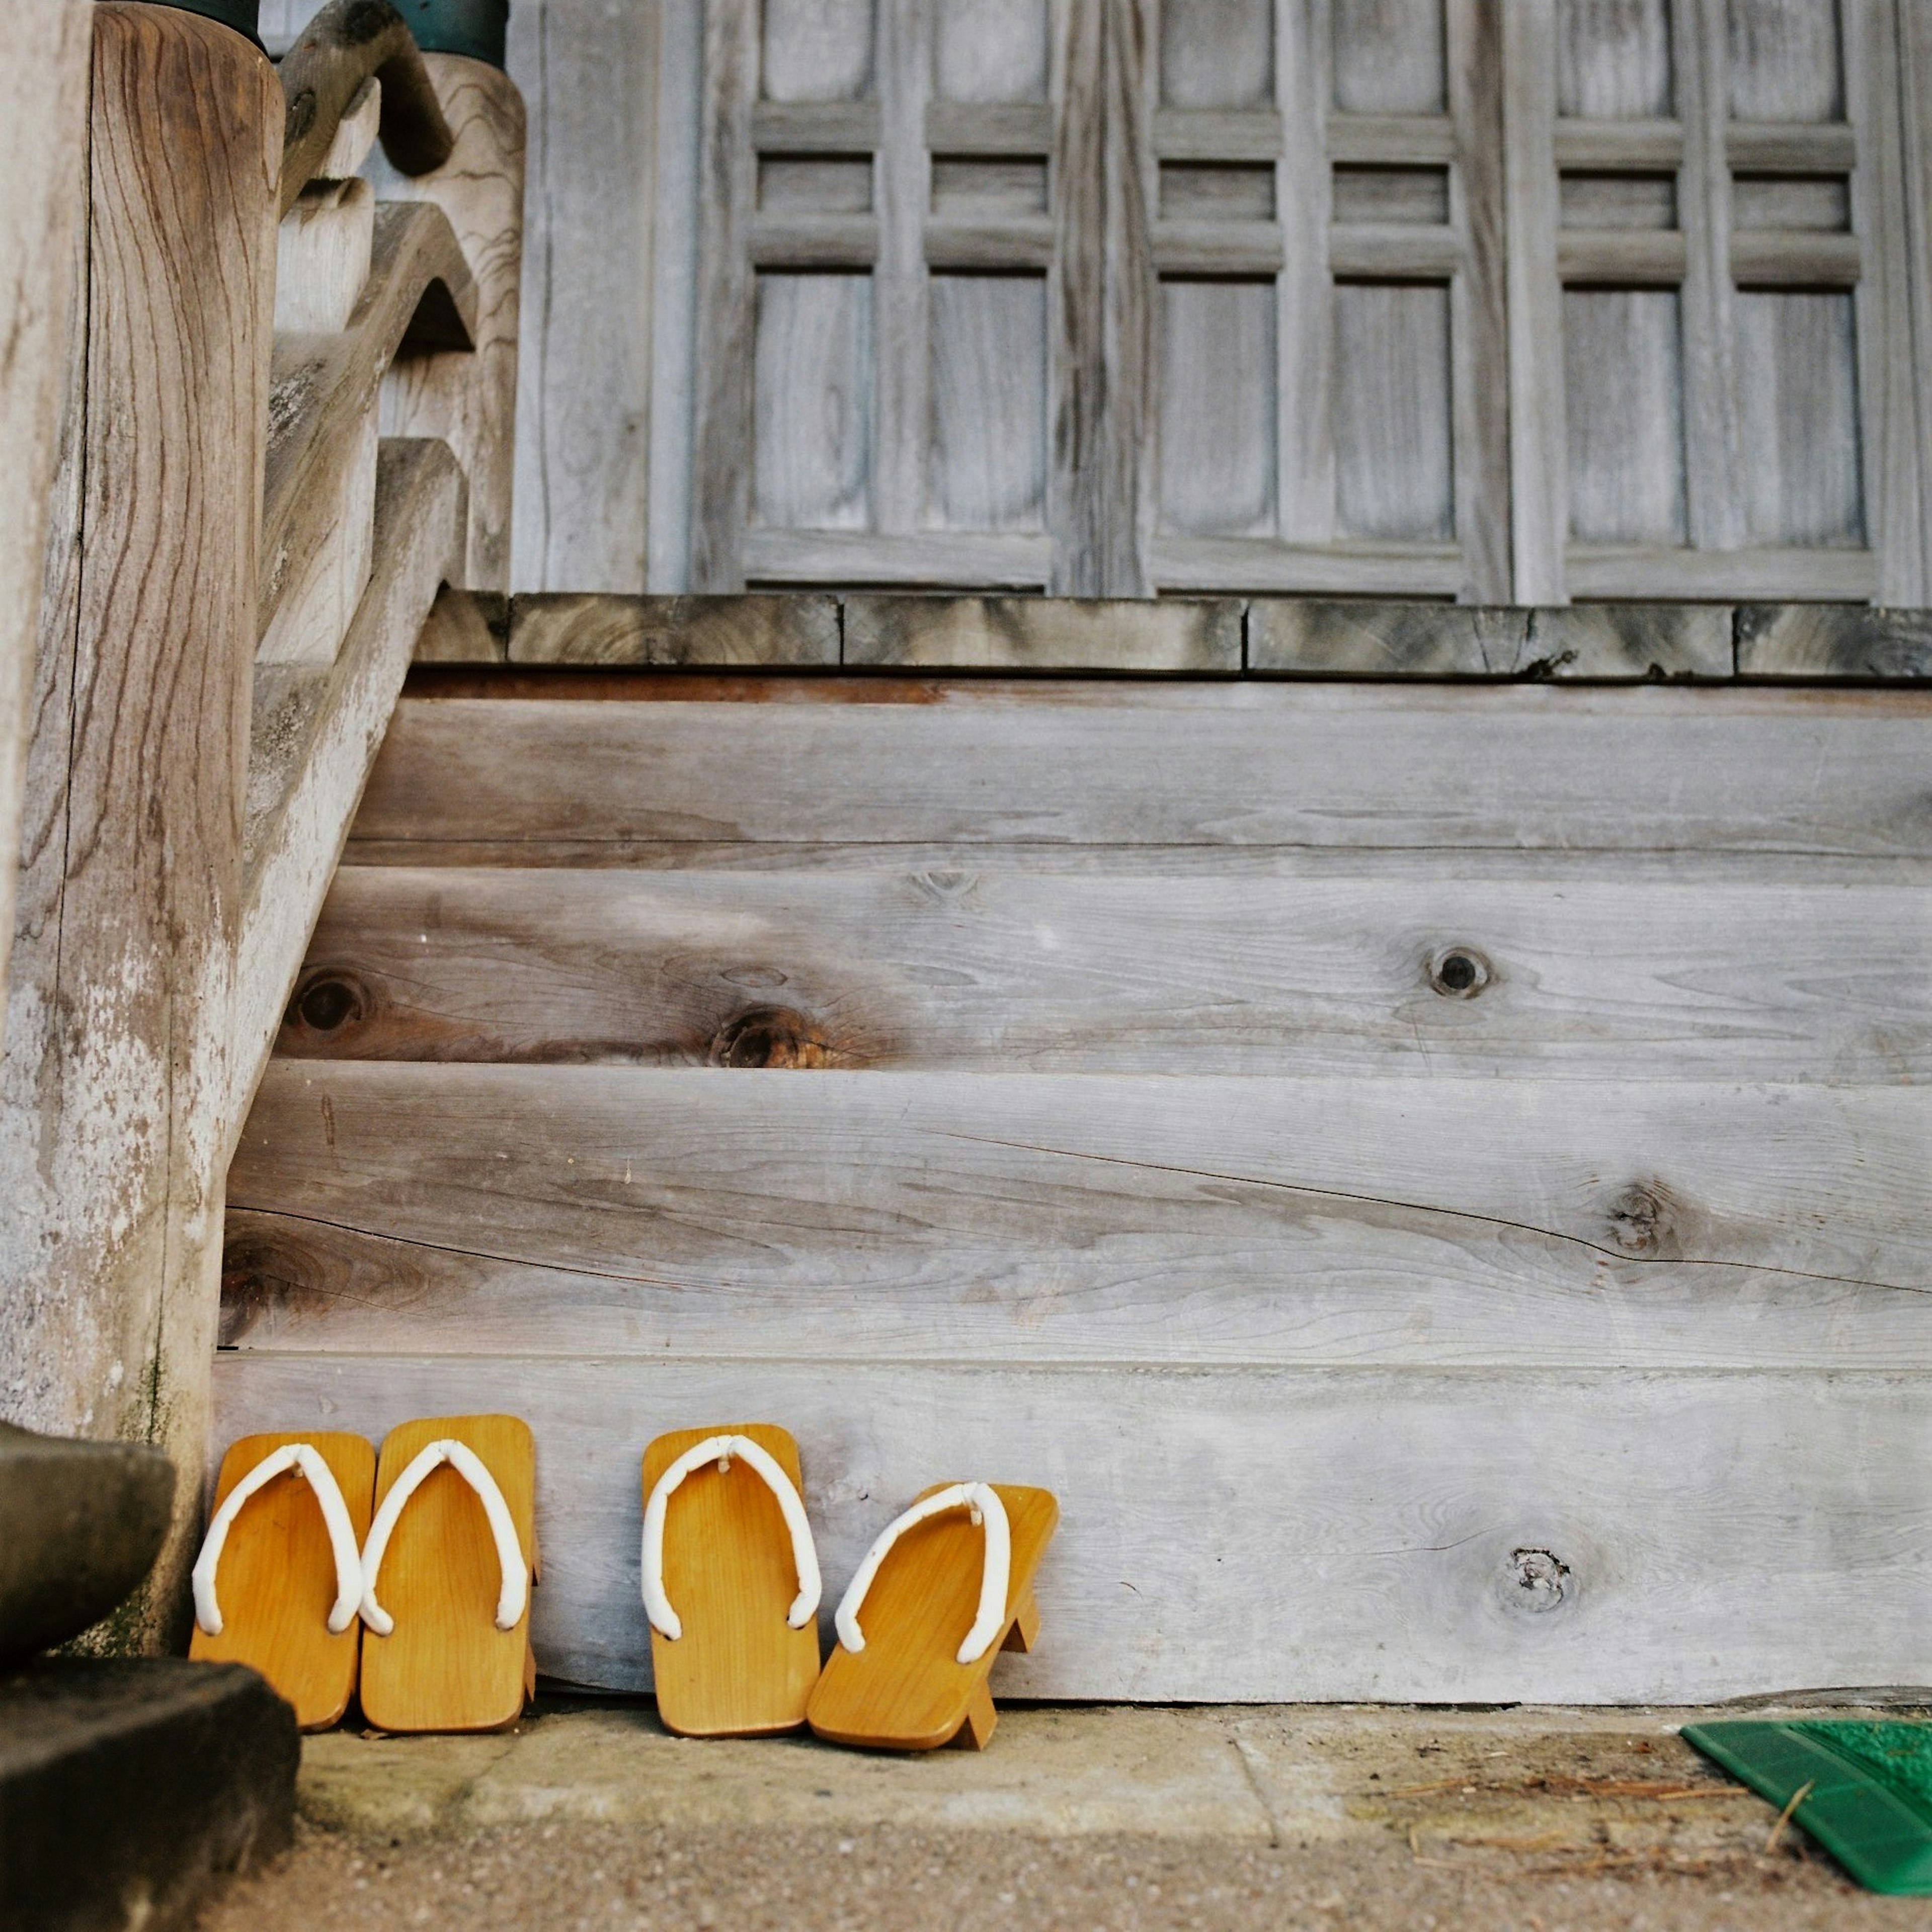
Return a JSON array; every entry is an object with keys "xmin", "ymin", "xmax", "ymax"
[
  {"xmin": 192, "ymin": 1443, "xmax": 363, "ymax": 1638},
  {"xmin": 359, "ymin": 1439, "xmax": 528, "ymax": 1636},
  {"xmin": 641, "ymin": 1433, "xmax": 822, "ymax": 1641},
  {"xmin": 835, "ymin": 1482, "xmax": 1011, "ymax": 1666}
]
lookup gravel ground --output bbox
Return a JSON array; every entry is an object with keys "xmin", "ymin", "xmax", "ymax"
[
  {"xmin": 202, "ymin": 1816, "xmax": 1909, "ymax": 1932},
  {"xmin": 192, "ymin": 1700, "xmax": 1932, "ymax": 1930}
]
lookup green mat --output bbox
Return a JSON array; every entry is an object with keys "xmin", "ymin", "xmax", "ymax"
[{"xmin": 1684, "ymin": 1719, "xmax": 1932, "ymax": 1895}]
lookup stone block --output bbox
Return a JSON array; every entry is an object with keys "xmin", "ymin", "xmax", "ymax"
[{"xmin": 1, "ymin": 1658, "xmax": 297, "ymax": 1931}]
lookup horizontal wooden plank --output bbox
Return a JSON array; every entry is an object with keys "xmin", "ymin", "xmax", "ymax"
[
  {"xmin": 842, "ymin": 596, "xmax": 1241, "ymax": 672},
  {"xmin": 278, "ymin": 863, "xmax": 1932, "ymax": 1080},
  {"xmin": 1325, "ymin": 114, "xmax": 1456, "ymax": 166},
  {"xmin": 1152, "ymin": 220, "xmax": 1284, "ymax": 275},
  {"xmin": 226, "ymin": 1064, "xmax": 1932, "ymax": 1365},
  {"xmin": 748, "ymin": 214, "xmax": 878, "ymax": 269},
  {"xmin": 923, "ymin": 217, "xmax": 1054, "ymax": 271},
  {"xmin": 1550, "ymin": 118, "xmax": 1683, "ymax": 170},
  {"xmin": 750, "ymin": 102, "xmax": 879, "ymax": 151},
  {"xmin": 1249, "ymin": 601, "xmax": 1732, "ymax": 677},
  {"xmin": 741, "ymin": 530, "xmax": 1051, "ymax": 589},
  {"xmin": 507, "ymin": 594, "xmax": 840, "ymax": 668},
  {"xmin": 1736, "ymin": 604, "xmax": 1932, "ymax": 678},
  {"xmin": 1565, "ymin": 545, "xmax": 1878, "ymax": 602},
  {"xmin": 926, "ymin": 102, "xmax": 1053, "ymax": 156},
  {"xmin": 1151, "ymin": 107, "xmax": 1285, "ymax": 162},
  {"xmin": 1727, "ymin": 122, "xmax": 1857, "ymax": 173},
  {"xmin": 1149, "ymin": 536, "xmax": 1463, "ymax": 596},
  {"xmin": 211, "ymin": 1353, "xmax": 1932, "ymax": 1701},
  {"xmin": 1731, "ymin": 231, "xmax": 1862, "ymax": 289},
  {"xmin": 1326, "ymin": 223, "xmax": 1459, "ymax": 279},
  {"xmin": 346, "ymin": 684, "xmax": 1932, "ymax": 856},
  {"xmin": 1557, "ymin": 230, "xmax": 1687, "ymax": 286}
]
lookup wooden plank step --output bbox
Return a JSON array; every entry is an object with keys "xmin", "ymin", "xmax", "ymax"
[
  {"xmin": 224, "ymin": 1064, "xmax": 1932, "ymax": 1369},
  {"xmin": 211, "ymin": 1352, "xmax": 1932, "ymax": 1704},
  {"xmin": 346, "ymin": 686, "xmax": 1932, "ymax": 858},
  {"xmin": 276, "ymin": 864, "xmax": 1932, "ymax": 1080}
]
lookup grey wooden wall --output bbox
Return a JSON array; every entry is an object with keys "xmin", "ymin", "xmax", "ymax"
[{"xmin": 266, "ymin": 0, "xmax": 1932, "ymax": 604}]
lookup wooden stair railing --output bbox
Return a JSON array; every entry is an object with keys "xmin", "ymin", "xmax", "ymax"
[{"xmin": 0, "ymin": 0, "xmax": 522, "ymax": 1650}]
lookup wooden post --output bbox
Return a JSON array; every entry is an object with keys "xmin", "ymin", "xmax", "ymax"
[
  {"xmin": 0, "ymin": 0, "xmax": 91, "ymax": 1005},
  {"xmin": 0, "ymin": 3, "xmax": 280, "ymax": 1649}
]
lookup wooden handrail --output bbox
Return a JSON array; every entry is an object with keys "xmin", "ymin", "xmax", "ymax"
[{"xmin": 278, "ymin": 0, "xmax": 454, "ymax": 215}]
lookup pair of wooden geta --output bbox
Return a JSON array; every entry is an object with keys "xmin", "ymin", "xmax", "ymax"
[
  {"xmin": 189, "ymin": 1416, "xmax": 536, "ymax": 1733},
  {"xmin": 649, "ymin": 1424, "xmax": 1056, "ymax": 1750}
]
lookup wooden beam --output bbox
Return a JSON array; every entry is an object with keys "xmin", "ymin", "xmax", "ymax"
[
  {"xmin": 214, "ymin": 1350, "xmax": 1932, "ymax": 1702},
  {"xmin": 276, "ymin": 0, "xmax": 453, "ymax": 216},
  {"xmin": 0, "ymin": 3, "xmax": 281, "ymax": 1646},
  {"xmin": 346, "ymin": 684, "xmax": 1932, "ymax": 860},
  {"xmin": 260, "ymin": 200, "xmax": 475, "ymax": 648},
  {"xmin": 370, "ymin": 53, "xmax": 525, "ymax": 591},
  {"xmin": 229, "ymin": 439, "xmax": 465, "ymax": 1156},
  {"xmin": 0, "ymin": 0, "xmax": 89, "ymax": 1007},
  {"xmin": 279, "ymin": 862, "xmax": 1927, "ymax": 1082}
]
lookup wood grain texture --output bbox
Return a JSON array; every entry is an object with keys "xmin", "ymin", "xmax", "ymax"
[
  {"xmin": 642, "ymin": 1422, "xmax": 821, "ymax": 1736},
  {"xmin": 275, "ymin": 179, "xmax": 375, "ymax": 335},
  {"xmin": 412, "ymin": 586, "xmax": 510, "ymax": 665},
  {"xmin": 344, "ymin": 686, "xmax": 1932, "ymax": 857},
  {"xmin": 276, "ymin": 0, "xmax": 455, "ymax": 215},
  {"xmin": 233, "ymin": 439, "xmax": 466, "ymax": 1160},
  {"xmin": 357, "ymin": 1412, "xmax": 535, "ymax": 1733},
  {"xmin": 0, "ymin": 6, "xmax": 282, "ymax": 1646},
  {"xmin": 512, "ymin": 0, "xmax": 660, "ymax": 594},
  {"xmin": 1447, "ymin": 0, "xmax": 1512, "ymax": 602},
  {"xmin": 257, "ymin": 409, "xmax": 378, "ymax": 668},
  {"xmin": 211, "ymin": 1352, "xmax": 1932, "ymax": 1701},
  {"xmin": 1564, "ymin": 543, "xmax": 1878, "ymax": 600},
  {"xmin": 224, "ymin": 1065, "xmax": 1932, "ymax": 1371},
  {"xmin": 1248, "ymin": 601, "xmax": 1731, "ymax": 677},
  {"xmin": 689, "ymin": 0, "xmax": 758, "ymax": 590},
  {"xmin": 188, "ymin": 1429, "xmax": 376, "ymax": 1730},
  {"xmin": 372, "ymin": 54, "xmax": 527, "ymax": 591},
  {"xmin": 508, "ymin": 594, "xmax": 840, "ymax": 667},
  {"xmin": 1736, "ymin": 602, "xmax": 1932, "ymax": 676},
  {"xmin": 844, "ymin": 597, "xmax": 1241, "ymax": 670},
  {"xmin": 1504, "ymin": 0, "xmax": 1567, "ymax": 602},
  {"xmin": 262, "ymin": 200, "xmax": 475, "ymax": 650},
  {"xmin": 807, "ymin": 1483, "xmax": 1056, "ymax": 1751},
  {"xmin": 270, "ymin": 861, "xmax": 1932, "ymax": 1082},
  {"xmin": 0, "ymin": 0, "xmax": 89, "ymax": 1011}
]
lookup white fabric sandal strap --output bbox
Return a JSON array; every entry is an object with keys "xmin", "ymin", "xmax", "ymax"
[
  {"xmin": 192, "ymin": 1443, "xmax": 363, "ymax": 1638},
  {"xmin": 359, "ymin": 1438, "xmax": 528, "ymax": 1636},
  {"xmin": 641, "ymin": 1434, "xmax": 822, "ymax": 1641},
  {"xmin": 834, "ymin": 1481, "xmax": 1011, "ymax": 1666}
]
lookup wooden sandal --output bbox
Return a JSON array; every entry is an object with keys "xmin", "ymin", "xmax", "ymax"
[
  {"xmin": 189, "ymin": 1430, "xmax": 374, "ymax": 1729},
  {"xmin": 640, "ymin": 1423, "xmax": 822, "ymax": 1736},
  {"xmin": 356, "ymin": 1415, "xmax": 537, "ymax": 1733},
  {"xmin": 807, "ymin": 1481, "xmax": 1057, "ymax": 1752}
]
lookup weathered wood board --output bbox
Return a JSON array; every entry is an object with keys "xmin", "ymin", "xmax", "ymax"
[
  {"xmin": 213, "ymin": 1353, "xmax": 1932, "ymax": 1703},
  {"xmin": 0, "ymin": 0, "xmax": 90, "ymax": 1005},
  {"xmin": 277, "ymin": 864, "xmax": 1932, "ymax": 1081},
  {"xmin": 224, "ymin": 1062, "xmax": 1932, "ymax": 1369},
  {"xmin": 347, "ymin": 687, "xmax": 1932, "ymax": 858}
]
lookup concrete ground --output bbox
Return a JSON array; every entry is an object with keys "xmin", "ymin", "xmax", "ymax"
[{"xmin": 202, "ymin": 1698, "xmax": 1931, "ymax": 1930}]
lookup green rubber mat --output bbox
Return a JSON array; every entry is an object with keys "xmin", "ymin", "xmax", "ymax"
[{"xmin": 1684, "ymin": 1720, "xmax": 1932, "ymax": 1894}]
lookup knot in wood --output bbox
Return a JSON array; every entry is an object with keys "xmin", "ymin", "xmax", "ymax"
[
  {"xmin": 709, "ymin": 1006, "xmax": 831, "ymax": 1069},
  {"xmin": 1428, "ymin": 945, "xmax": 1491, "ymax": 998},
  {"xmin": 285, "ymin": 969, "xmax": 369, "ymax": 1040},
  {"xmin": 1503, "ymin": 1548, "xmax": 1572, "ymax": 1616},
  {"xmin": 1607, "ymin": 1180, "xmax": 1675, "ymax": 1257}
]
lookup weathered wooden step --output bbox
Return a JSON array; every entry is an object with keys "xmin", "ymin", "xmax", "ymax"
[
  {"xmin": 224, "ymin": 1063, "xmax": 1932, "ymax": 1369},
  {"xmin": 345, "ymin": 685, "xmax": 1932, "ymax": 860},
  {"xmin": 277, "ymin": 863, "xmax": 1932, "ymax": 1079},
  {"xmin": 214, "ymin": 1351, "xmax": 1932, "ymax": 1705}
]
